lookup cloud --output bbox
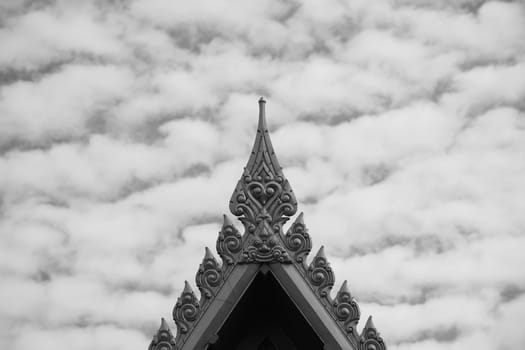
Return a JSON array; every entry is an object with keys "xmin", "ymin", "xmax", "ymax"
[
  {"xmin": 0, "ymin": 64, "xmax": 135, "ymax": 147},
  {"xmin": 0, "ymin": 5, "xmax": 127, "ymax": 70},
  {"xmin": 1, "ymin": 0, "xmax": 524, "ymax": 349}
]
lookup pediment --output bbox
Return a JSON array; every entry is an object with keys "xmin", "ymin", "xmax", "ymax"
[{"xmin": 148, "ymin": 99, "xmax": 387, "ymax": 350}]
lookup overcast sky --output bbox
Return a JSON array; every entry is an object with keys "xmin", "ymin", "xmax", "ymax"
[{"xmin": 1, "ymin": 0, "xmax": 525, "ymax": 349}]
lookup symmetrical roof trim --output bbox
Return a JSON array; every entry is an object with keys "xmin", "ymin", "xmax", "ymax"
[{"xmin": 148, "ymin": 98, "xmax": 387, "ymax": 350}]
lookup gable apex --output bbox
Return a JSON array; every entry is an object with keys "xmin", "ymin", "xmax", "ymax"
[{"xmin": 149, "ymin": 99, "xmax": 387, "ymax": 350}]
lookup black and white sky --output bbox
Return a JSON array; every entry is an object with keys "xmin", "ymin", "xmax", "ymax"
[{"xmin": 1, "ymin": 0, "xmax": 525, "ymax": 349}]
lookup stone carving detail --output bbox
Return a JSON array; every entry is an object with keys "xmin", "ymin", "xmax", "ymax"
[
  {"xmin": 284, "ymin": 212, "xmax": 312, "ymax": 263},
  {"xmin": 307, "ymin": 246, "xmax": 335, "ymax": 300},
  {"xmin": 229, "ymin": 98, "xmax": 297, "ymax": 264},
  {"xmin": 241, "ymin": 238, "xmax": 291, "ymax": 263},
  {"xmin": 149, "ymin": 318, "xmax": 177, "ymax": 350},
  {"xmin": 333, "ymin": 280, "xmax": 361, "ymax": 333},
  {"xmin": 359, "ymin": 316, "xmax": 387, "ymax": 350},
  {"xmin": 216, "ymin": 215, "xmax": 242, "ymax": 266},
  {"xmin": 195, "ymin": 247, "xmax": 222, "ymax": 301},
  {"xmin": 173, "ymin": 281, "xmax": 200, "ymax": 338}
]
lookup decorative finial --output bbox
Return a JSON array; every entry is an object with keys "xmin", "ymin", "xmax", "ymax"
[
  {"xmin": 148, "ymin": 318, "xmax": 176, "ymax": 350},
  {"xmin": 307, "ymin": 246, "xmax": 334, "ymax": 299},
  {"xmin": 284, "ymin": 212, "xmax": 312, "ymax": 263},
  {"xmin": 229, "ymin": 98, "xmax": 297, "ymax": 264},
  {"xmin": 316, "ymin": 245, "xmax": 326, "ymax": 259},
  {"xmin": 222, "ymin": 214, "xmax": 234, "ymax": 228},
  {"xmin": 216, "ymin": 214, "xmax": 242, "ymax": 266},
  {"xmin": 196, "ymin": 247, "xmax": 222, "ymax": 300},
  {"xmin": 173, "ymin": 281, "xmax": 200, "ymax": 337},
  {"xmin": 258, "ymin": 97, "xmax": 266, "ymax": 130},
  {"xmin": 365, "ymin": 315, "xmax": 375, "ymax": 330},
  {"xmin": 332, "ymin": 280, "xmax": 360, "ymax": 333},
  {"xmin": 204, "ymin": 246, "xmax": 214, "ymax": 260},
  {"xmin": 339, "ymin": 280, "xmax": 350, "ymax": 295},
  {"xmin": 360, "ymin": 316, "xmax": 386, "ymax": 350},
  {"xmin": 160, "ymin": 317, "xmax": 170, "ymax": 331},
  {"xmin": 183, "ymin": 280, "xmax": 193, "ymax": 294},
  {"xmin": 296, "ymin": 212, "xmax": 304, "ymax": 224}
]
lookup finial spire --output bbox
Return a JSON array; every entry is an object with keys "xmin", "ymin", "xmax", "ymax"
[
  {"xmin": 229, "ymin": 98, "xmax": 297, "ymax": 263},
  {"xmin": 258, "ymin": 97, "xmax": 266, "ymax": 129}
]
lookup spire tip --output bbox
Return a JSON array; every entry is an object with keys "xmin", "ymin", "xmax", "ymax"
[
  {"xmin": 159, "ymin": 317, "xmax": 170, "ymax": 331},
  {"xmin": 222, "ymin": 214, "xmax": 233, "ymax": 227},
  {"xmin": 316, "ymin": 245, "xmax": 326, "ymax": 258},
  {"xmin": 183, "ymin": 280, "xmax": 193, "ymax": 294},
  {"xmin": 365, "ymin": 315, "xmax": 376, "ymax": 329},
  {"xmin": 257, "ymin": 97, "xmax": 267, "ymax": 130},
  {"xmin": 204, "ymin": 246, "xmax": 214, "ymax": 259}
]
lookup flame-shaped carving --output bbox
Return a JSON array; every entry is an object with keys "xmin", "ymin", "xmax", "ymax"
[
  {"xmin": 173, "ymin": 281, "xmax": 200, "ymax": 337},
  {"xmin": 333, "ymin": 281, "xmax": 361, "ymax": 333},
  {"xmin": 359, "ymin": 316, "xmax": 387, "ymax": 350},
  {"xmin": 149, "ymin": 318, "xmax": 177, "ymax": 350},
  {"xmin": 216, "ymin": 215, "xmax": 242, "ymax": 266},
  {"xmin": 307, "ymin": 246, "xmax": 335, "ymax": 299},
  {"xmin": 195, "ymin": 247, "xmax": 222, "ymax": 301},
  {"xmin": 284, "ymin": 212, "xmax": 312, "ymax": 263},
  {"xmin": 229, "ymin": 98, "xmax": 297, "ymax": 263}
]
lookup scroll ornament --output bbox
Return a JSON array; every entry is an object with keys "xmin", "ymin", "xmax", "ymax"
[
  {"xmin": 283, "ymin": 212, "xmax": 312, "ymax": 264},
  {"xmin": 333, "ymin": 280, "xmax": 361, "ymax": 333},
  {"xmin": 195, "ymin": 247, "xmax": 222, "ymax": 301},
  {"xmin": 173, "ymin": 281, "xmax": 200, "ymax": 339},
  {"xmin": 359, "ymin": 316, "xmax": 387, "ymax": 350},
  {"xmin": 307, "ymin": 246, "xmax": 335, "ymax": 300},
  {"xmin": 216, "ymin": 215, "xmax": 242, "ymax": 266},
  {"xmin": 148, "ymin": 318, "xmax": 177, "ymax": 350}
]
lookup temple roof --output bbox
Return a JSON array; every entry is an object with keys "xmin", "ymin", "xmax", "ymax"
[{"xmin": 148, "ymin": 99, "xmax": 387, "ymax": 350}]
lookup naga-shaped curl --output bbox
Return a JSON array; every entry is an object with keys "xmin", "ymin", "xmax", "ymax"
[
  {"xmin": 173, "ymin": 281, "xmax": 200, "ymax": 338},
  {"xmin": 148, "ymin": 318, "xmax": 177, "ymax": 350},
  {"xmin": 307, "ymin": 246, "xmax": 335, "ymax": 300},
  {"xmin": 195, "ymin": 247, "xmax": 222, "ymax": 301},
  {"xmin": 359, "ymin": 316, "xmax": 387, "ymax": 350},
  {"xmin": 332, "ymin": 281, "xmax": 361, "ymax": 334},
  {"xmin": 216, "ymin": 215, "xmax": 242, "ymax": 266},
  {"xmin": 284, "ymin": 212, "xmax": 312, "ymax": 263}
]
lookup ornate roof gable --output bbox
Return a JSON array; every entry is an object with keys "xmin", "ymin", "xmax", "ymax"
[{"xmin": 149, "ymin": 99, "xmax": 387, "ymax": 350}]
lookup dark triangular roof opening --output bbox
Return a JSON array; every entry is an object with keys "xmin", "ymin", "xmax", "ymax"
[{"xmin": 209, "ymin": 270, "xmax": 324, "ymax": 350}]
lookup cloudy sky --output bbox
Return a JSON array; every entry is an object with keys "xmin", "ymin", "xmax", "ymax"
[{"xmin": 1, "ymin": 0, "xmax": 525, "ymax": 349}]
